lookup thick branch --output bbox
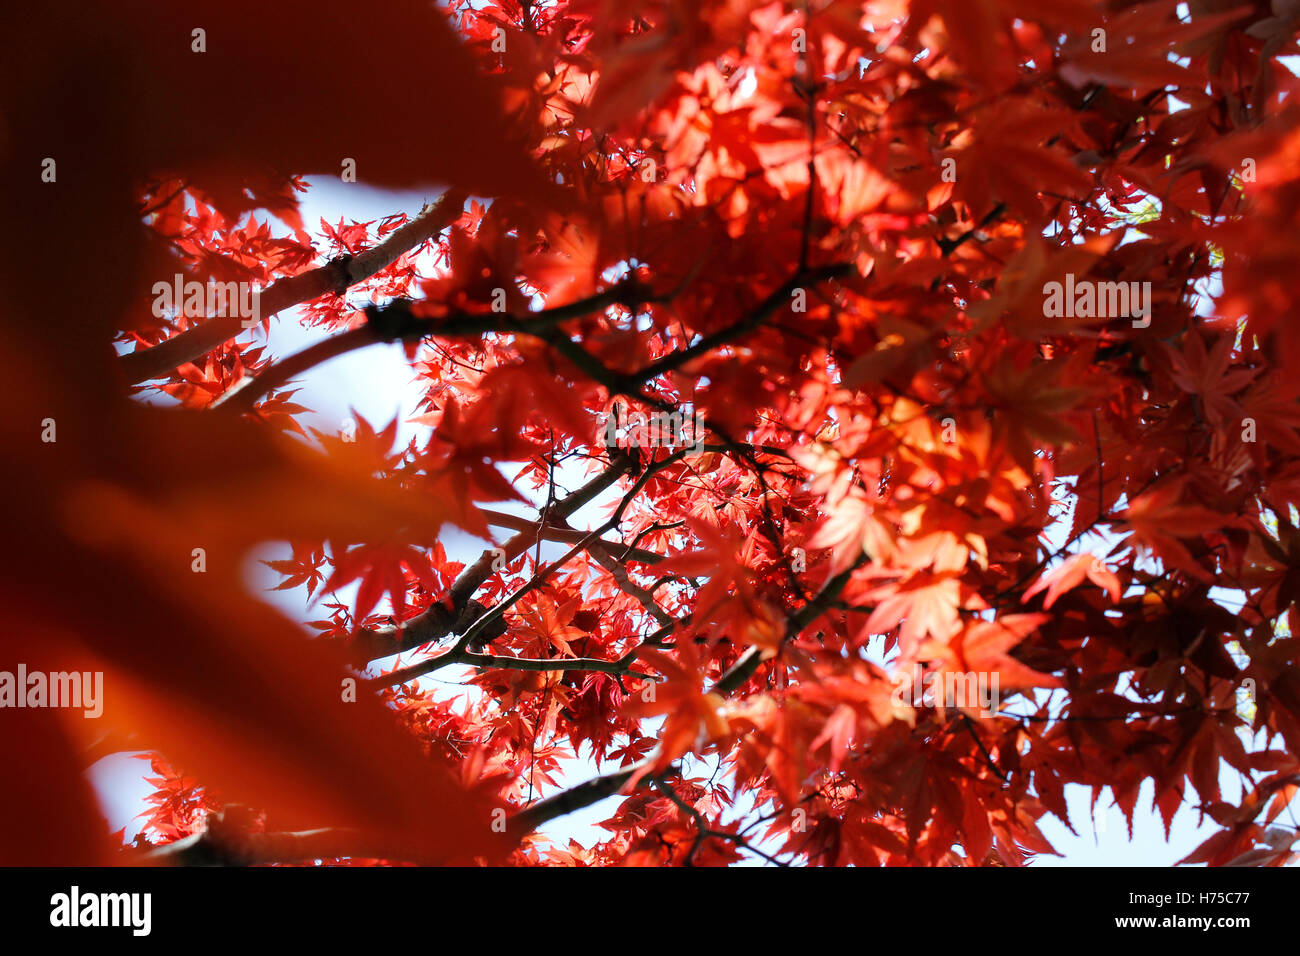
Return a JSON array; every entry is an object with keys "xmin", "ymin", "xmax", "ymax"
[
  {"xmin": 212, "ymin": 326, "xmax": 373, "ymax": 411},
  {"xmin": 587, "ymin": 537, "xmax": 674, "ymax": 626},
  {"xmin": 535, "ymin": 263, "xmax": 852, "ymax": 401},
  {"xmin": 508, "ymin": 764, "xmax": 643, "ymax": 835},
  {"xmin": 369, "ymin": 645, "xmax": 651, "ymax": 688},
  {"xmin": 121, "ymin": 190, "xmax": 467, "ymax": 383},
  {"xmin": 137, "ymin": 826, "xmax": 435, "ymax": 866},
  {"xmin": 162, "ymin": 529, "xmax": 864, "ymax": 862},
  {"xmin": 213, "ymin": 276, "xmax": 658, "ymax": 410}
]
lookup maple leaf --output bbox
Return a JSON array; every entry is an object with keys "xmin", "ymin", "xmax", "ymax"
[
  {"xmin": 1057, "ymin": 2, "xmax": 1249, "ymax": 92},
  {"xmin": 1117, "ymin": 479, "xmax": 1228, "ymax": 579},
  {"xmin": 621, "ymin": 643, "xmax": 732, "ymax": 778},
  {"xmin": 980, "ymin": 353, "xmax": 1089, "ymax": 469},
  {"xmin": 1023, "ymin": 553, "xmax": 1122, "ymax": 609},
  {"xmin": 262, "ymin": 542, "xmax": 327, "ymax": 599},
  {"xmin": 947, "ymin": 98, "xmax": 1094, "ymax": 222},
  {"xmin": 513, "ymin": 592, "xmax": 589, "ymax": 657},
  {"xmin": 326, "ymin": 540, "xmax": 441, "ymax": 624},
  {"xmin": 864, "ymin": 572, "xmax": 964, "ymax": 655},
  {"xmin": 1162, "ymin": 332, "xmax": 1260, "ymax": 425},
  {"xmin": 806, "ymin": 488, "xmax": 898, "ymax": 575},
  {"xmin": 950, "ymin": 613, "xmax": 1062, "ymax": 695}
]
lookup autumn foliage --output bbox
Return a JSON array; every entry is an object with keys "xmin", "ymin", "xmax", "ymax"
[{"xmin": 4, "ymin": 0, "xmax": 1300, "ymax": 867}]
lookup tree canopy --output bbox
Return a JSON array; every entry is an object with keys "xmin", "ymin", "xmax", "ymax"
[{"xmin": 4, "ymin": 0, "xmax": 1300, "ymax": 866}]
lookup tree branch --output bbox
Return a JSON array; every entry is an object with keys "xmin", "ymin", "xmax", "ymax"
[
  {"xmin": 365, "ymin": 447, "xmax": 698, "ymax": 684},
  {"xmin": 369, "ymin": 645, "xmax": 653, "ymax": 688},
  {"xmin": 121, "ymin": 189, "xmax": 467, "ymax": 383},
  {"xmin": 625, "ymin": 262, "xmax": 853, "ymax": 387},
  {"xmin": 136, "ymin": 826, "xmax": 436, "ymax": 866},
  {"xmin": 341, "ymin": 452, "xmax": 641, "ymax": 667},
  {"xmin": 505, "ymin": 554, "xmax": 867, "ymax": 838},
  {"xmin": 479, "ymin": 508, "xmax": 666, "ymax": 565},
  {"xmin": 210, "ymin": 275, "xmax": 658, "ymax": 411},
  {"xmin": 713, "ymin": 552, "xmax": 867, "ymax": 696}
]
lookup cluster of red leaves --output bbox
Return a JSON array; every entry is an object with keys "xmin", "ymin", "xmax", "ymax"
[
  {"xmin": 134, "ymin": 754, "xmax": 220, "ymax": 846},
  {"xmin": 5, "ymin": 0, "xmax": 1300, "ymax": 867}
]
